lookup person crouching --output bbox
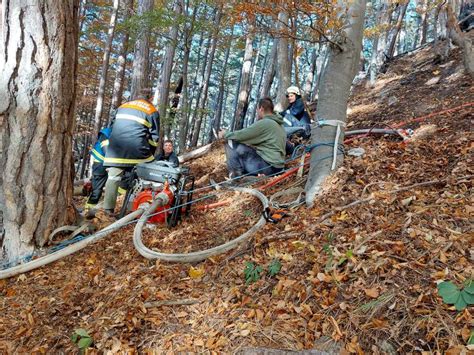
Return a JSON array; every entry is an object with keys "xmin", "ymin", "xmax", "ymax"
[{"xmin": 219, "ymin": 97, "xmax": 285, "ymax": 179}]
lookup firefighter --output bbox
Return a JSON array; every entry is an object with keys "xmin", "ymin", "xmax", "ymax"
[
  {"xmin": 102, "ymin": 89, "xmax": 160, "ymax": 214},
  {"xmin": 84, "ymin": 126, "xmax": 111, "ymax": 209},
  {"xmin": 155, "ymin": 139, "xmax": 179, "ymax": 167}
]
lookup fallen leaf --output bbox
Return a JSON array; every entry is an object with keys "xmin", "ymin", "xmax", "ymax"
[
  {"xmin": 364, "ymin": 287, "xmax": 379, "ymax": 298},
  {"xmin": 188, "ymin": 266, "xmax": 205, "ymax": 279},
  {"xmin": 240, "ymin": 329, "xmax": 250, "ymax": 337}
]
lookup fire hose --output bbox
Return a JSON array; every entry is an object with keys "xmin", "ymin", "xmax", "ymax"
[
  {"xmin": 133, "ymin": 186, "xmax": 269, "ymax": 263},
  {"xmin": 0, "ymin": 208, "xmax": 144, "ymax": 280}
]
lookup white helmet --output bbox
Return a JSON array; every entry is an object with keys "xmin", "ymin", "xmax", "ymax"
[{"xmin": 286, "ymin": 86, "xmax": 301, "ymax": 96}]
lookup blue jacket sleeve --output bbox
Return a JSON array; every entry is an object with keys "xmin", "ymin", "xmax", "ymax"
[{"xmin": 289, "ymin": 99, "xmax": 305, "ymax": 119}]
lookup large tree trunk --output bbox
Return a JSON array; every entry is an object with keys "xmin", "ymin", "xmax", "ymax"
[
  {"xmin": 305, "ymin": 0, "xmax": 367, "ymax": 207},
  {"xmin": 0, "ymin": 0, "xmax": 79, "ymax": 261},
  {"xmin": 232, "ymin": 29, "xmax": 254, "ymax": 131},
  {"xmin": 92, "ymin": 0, "xmax": 119, "ymax": 138},
  {"xmin": 130, "ymin": 0, "xmax": 153, "ymax": 99},
  {"xmin": 274, "ymin": 11, "xmax": 291, "ymax": 113},
  {"xmin": 108, "ymin": 0, "xmax": 133, "ymax": 124},
  {"xmin": 190, "ymin": 6, "xmax": 222, "ymax": 147}
]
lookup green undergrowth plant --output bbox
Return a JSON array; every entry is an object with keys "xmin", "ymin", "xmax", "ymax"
[
  {"xmin": 244, "ymin": 259, "xmax": 282, "ymax": 285},
  {"xmin": 437, "ymin": 279, "xmax": 474, "ymax": 311},
  {"xmin": 71, "ymin": 328, "xmax": 93, "ymax": 353}
]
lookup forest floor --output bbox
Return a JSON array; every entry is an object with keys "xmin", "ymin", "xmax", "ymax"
[{"xmin": 0, "ymin": 43, "xmax": 473, "ymax": 353}]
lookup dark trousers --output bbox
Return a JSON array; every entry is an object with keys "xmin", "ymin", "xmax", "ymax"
[
  {"xmin": 225, "ymin": 141, "xmax": 282, "ymax": 177},
  {"xmin": 87, "ymin": 162, "xmax": 108, "ymax": 204}
]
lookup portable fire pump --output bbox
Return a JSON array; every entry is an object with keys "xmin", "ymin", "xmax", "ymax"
[{"xmin": 118, "ymin": 161, "xmax": 195, "ymax": 227}]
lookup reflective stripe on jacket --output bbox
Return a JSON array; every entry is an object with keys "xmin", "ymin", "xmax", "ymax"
[
  {"xmin": 90, "ymin": 127, "xmax": 112, "ymax": 163},
  {"xmin": 104, "ymin": 99, "xmax": 160, "ymax": 168}
]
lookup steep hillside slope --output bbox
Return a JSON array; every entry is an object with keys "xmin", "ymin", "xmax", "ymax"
[{"xmin": 0, "ymin": 44, "xmax": 472, "ymax": 353}]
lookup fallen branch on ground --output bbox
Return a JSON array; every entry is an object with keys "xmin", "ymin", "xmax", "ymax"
[{"xmin": 144, "ymin": 298, "xmax": 200, "ymax": 308}]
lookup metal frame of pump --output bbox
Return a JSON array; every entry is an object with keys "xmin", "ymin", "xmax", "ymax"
[{"xmin": 118, "ymin": 163, "xmax": 195, "ymax": 227}]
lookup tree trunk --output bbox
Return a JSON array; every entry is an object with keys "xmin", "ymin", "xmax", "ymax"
[
  {"xmin": 233, "ymin": 29, "xmax": 255, "ymax": 131},
  {"xmin": 445, "ymin": 1, "xmax": 474, "ymax": 76},
  {"xmin": 156, "ymin": 0, "xmax": 182, "ymax": 147},
  {"xmin": 274, "ymin": 11, "xmax": 291, "ymax": 113},
  {"xmin": 304, "ymin": 47, "xmax": 318, "ymax": 96},
  {"xmin": 260, "ymin": 37, "xmax": 278, "ymax": 98},
  {"xmin": 250, "ymin": 37, "xmax": 271, "ymax": 124},
  {"xmin": 305, "ymin": 0, "xmax": 367, "ymax": 207},
  {"xmin": 178, "ymin": 0, "xmax": 198, "ymax": 152},
  {"xmin": 92, "ymin": 0, "xmax": 119, "ymax": 138},
  {"xmin": 130, "ymin": 0, "xmax": 153, "ymax": 99},
  {"xmin": 386, "ymin": 0, "xmax": 409, "ymax": 59},
  {"xmin": 190, "ymin": 6, "xmax": 222, "ymax": 147},
  {"xmin": 0, "ymin": 0, "xmax": 79, "ymax": 261},
  {"xmin": 313, "ymin": 45, "xmax": 329, "ymax": 100},
  {"xmin": 188, "ymin": 34, "xmax": 210, "ymax": 145},
  {"xmin": 209, "ymin": 28, "xmax": 233, "ymax": 143},
  {"xmin": 420, "ymin": 0, "xmax": 429, "ymax": 45},
  {"xmin": 108, "ymin": 0, "xmax": 133, "ymax": 124}
]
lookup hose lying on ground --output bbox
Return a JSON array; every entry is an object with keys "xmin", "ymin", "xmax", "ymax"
[
  {"xmin": 0, "ymin": 209, "xmax": 144, "ymax": 280},
  {"xmin": 133, "ymin": 186, "xmax": 269, "ymax": 263}
]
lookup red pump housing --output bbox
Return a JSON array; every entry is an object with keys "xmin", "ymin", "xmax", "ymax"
[{"xmin": 132, "ymin": 183, "xmax": 174, "ymax": 224}]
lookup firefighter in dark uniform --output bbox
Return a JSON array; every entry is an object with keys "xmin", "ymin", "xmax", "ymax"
[
  {"xmin": 103, "ymin": 90, "xmax": 160, "ymax": 213},
  {"xmin": 85, "ymin": 126, "xmax": 111, "ymax": 209}
]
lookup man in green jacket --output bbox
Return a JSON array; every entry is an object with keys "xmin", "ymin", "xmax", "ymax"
[{"xmin": 219, "ymin": 97, "xmax": 286, "ymax": 178}]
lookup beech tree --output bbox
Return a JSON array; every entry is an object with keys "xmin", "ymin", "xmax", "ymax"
[
  {"xmin": 305, "ymin": 0, "xmax": 367, "ymax": 206},
  {"xmin": 0, "ymin": 0, "xmax": 79, "ymax": 261}
]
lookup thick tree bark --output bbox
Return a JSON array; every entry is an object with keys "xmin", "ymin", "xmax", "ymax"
[
  {"xmin": 190, "ymin": 6, "xmax": 222, "ymax": 147},
  {"xmin": 274, "ymin": 11, "xmax": 291, "ymax": 113},
  {"xmin": 232, "ymin": 29, "xmax": 254, "ymax": 131},
  {"xmin": 305, "ymin": 0, "xmax": 367, "ymax": 207},
  {"xmin": 0, "ymin": 0, "xmax": 79, "ymax": 261},
  {"xmin": 108, "ymin": 0, "xmax": 133, "ymax": 124},
  {"xmin": 130, "ymin": 0, "xmax": 153, "ymax": 99},
  {"xmin": 92, "ymin": 0, "xmax": 119, "ymax": 138}
]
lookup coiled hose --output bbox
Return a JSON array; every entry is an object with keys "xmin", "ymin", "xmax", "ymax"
[{"xmin": 133, "ymin": 186, "xmax": 269, "ymax": 263}]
